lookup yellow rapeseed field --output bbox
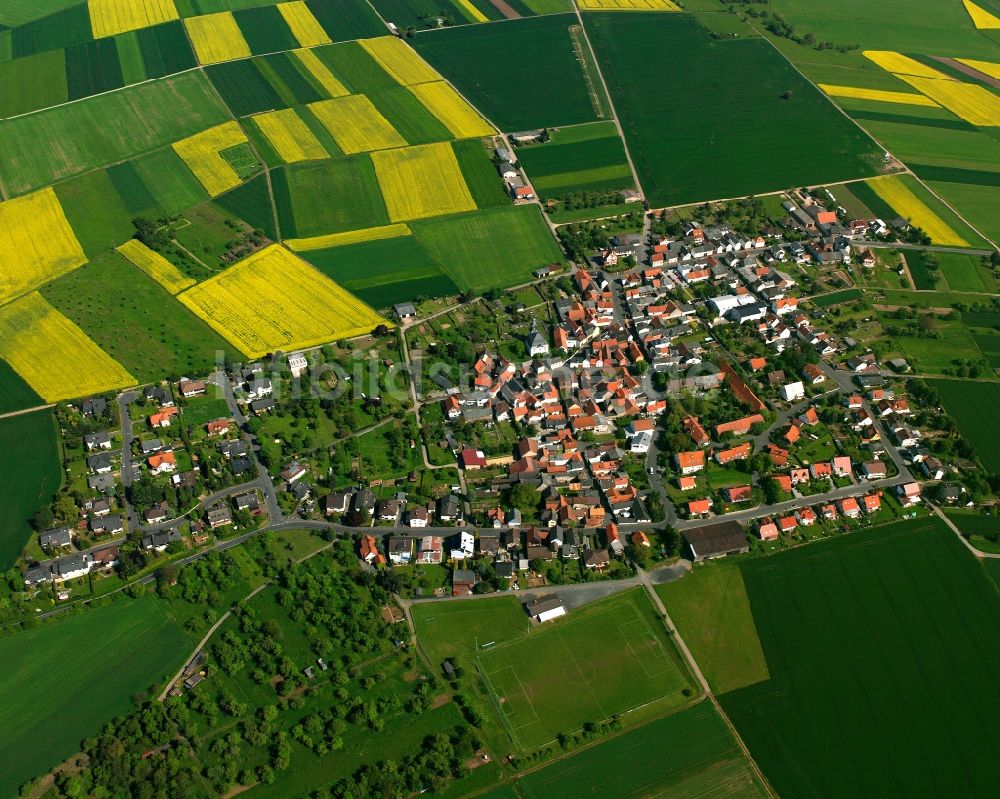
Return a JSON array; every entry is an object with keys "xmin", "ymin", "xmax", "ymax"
[
  {"xmin": 894, "ymin": 74, "xmax": 1000, "ymax": 126},
  {"xmin": 453, "ymin": 0, "xmax": 488, "ymax": 22},
  {"xmin": 286, "ymin": 223, "xmax": 411, "ymax": 252},
  {"xmin": 360, "ymin": 36, "xmax": 440, "ymax": 86},
  {"xmin": 409, "ymin": 81, "xmax": 493, "ymax": 139},
  {"xmin": 89, "ymin": 0, "xmax": 179, "ymax": 39},
  {"xmin": 862, "ymin": 51, "xmax": 954, "ymax": 80},
  {"xmin": 868, "ymin": 177, "xmax": 969, "ymax": 247},
  {"xmin": 115, "ymin": 239, "xmax": 194, "ymax": 295},
  {"xmin": 277, "ymin": 1, "xmax": 331, "ymax": 47},
  {"xmin": 578, "ymin": 0, "xmax": 680, "ymax": 10},
  {"xmin": 177, "ymin": 244, "xmax": 389, "ymax": 358},
  {"xmin": 0, "ymin": 188, "xmax": 87, "ymax": 306},
  {"xmin": 293, "ymin": 48, "xmax": 348, "ymax": 97},
  {"xmin": 307, "ymin": 95, "xmax": 406, "ymax": 154},
  {"xmin": 252, "ymin": 109, "xmax": 328, "ymax": 164},
  {"xmin": 372, "ymin": 142, "xmax": 477, "ymax": 222},
  {"xmin": 172, "ymin": 121, "xmax": 248, "ymax": 196},
  {"xmin": 0, "ymin": 293, "xmax": 136, "ymax": 402},
  {"xmin": 956, "ymin": 58, "xmax": 1000, "ymax": 81},
  {"xmin": 184, "ymin": 12, "xmax": 251, "ymax": 65},
  {"xmin": 964, "ymin": 0, "xmax": 1000, "ymax": 29},
  {"xmin": 818, "ymin": 84, "xmax": 940, "ymax": 107}
]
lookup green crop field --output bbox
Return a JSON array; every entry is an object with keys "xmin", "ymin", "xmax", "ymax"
[
  {"xmin": 303, "ymin": 235, "xmax": 460, "ymax": 308},
  {"xmin": 722, "ymin": 517, "xmax": 1000, "ymax": 798},
  {"xmin": 272, "ymin": 155, "xmax": 389, "ymax": 237},
  {"xmin": 124, "ymin": 147, "xmax": 210, "ymax": 216},
  {"xmin": 517, "ymin": 125, "xmax": 634, "ymax": 200},
  {"xmin": 367, "ymin": 85, "xmax": 452, "ymax": 146},
  {"xmin": 453, "ymin": 138, "xmax": 510, "ymax": 208},
  {"xmin": 885, "ymin": 318, "xmax": 985, "ymax": 374},
  {"xmin": 585, "ymin": 13, "xmax": 881, "ymax": 207},
  {"xmin": 412, "ymin": 205, "xmax": 563, "ymax": 292},
  {"xmin": 944, "ymin": 509, "xmax": 1000, "ymax": 538},
  {"xmin": 0, "ymin": 409, "xmax": 60, "ymax": 567},
  {"xmin": 477, "ymin": 589, "xmax": 692, "ymax": 750},
  {"xmin": 0, "ymin": 47, "xmax": 67, "ymax": 117},
  {"xmin": 903, "ymin": 250, "xmax": 937, "ymax": 290},
  {"xmin": 811, "ymin": 287, "xmax": 863, "ymax": 307},
  {"xmin": 517, "ymin": 701, "xmax": 766, "ymax": 799},
  {"xmin": 41, "ymin": 251, "xmax": 239, "ymax": 381},
  {"xmin": 414, "ymin": 14, "xmax": 602, "ymax": 130},
  {"xmin": 933, "ymin": 251, "xmax": 995, "ymax": 293},
  {"xmin": 935, "ymin": 379, "xmax": 1000, "ymax": 473},
  {"xmin": 315, "ymin": 40, "xmax": 398, "ymax": 94},
  {"xmin": 215, "ymin": 175, "xmax": 279, "ymax": 239},
  {"xmin": 0, "ymin": 71, "xmax": 231, "ymax": 196},
  {"xmin": 657, "ymin": 560, "xmax": 769, "ymax": 695},
  {"xmin": 0, "ymin": 359, "xmax": 43, "ymax": 415},
  {"xmin": 770, "ymin": 0, "xmax": 1000, "ymax": 58},
  {"xmin": 0, "ymin": 596, "xmax": 187, "ymax": 798},
  {"xmin": 53, "ymin": 169, "xmax": 135, "ymax": 256},
  {"xmin": 928, "ymin": 181, "xmax": 1000, "ymax": 247}
]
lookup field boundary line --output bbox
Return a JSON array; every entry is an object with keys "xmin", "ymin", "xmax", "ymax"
[
  {"xmin": 741, "ymin": 17, "xmax": 998, "ymax": 250},
  {"xmin": 569, "ymin": 2, "xmax": 646, "ymax": 202},
  {"xmin": 477, "ymin": 656, "xmax": 525, "ymax": 751}
]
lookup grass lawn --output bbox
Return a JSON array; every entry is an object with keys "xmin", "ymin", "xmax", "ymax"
[
  {"xmin": 40, "ymin": 251, "xmax": 239, "ymax": 382},
  {"xmin": 585, "ymin": 13, "xmax": 880, "ymax": 207},
  {"xmin": 181, "ymin": 396, "xmax": 231, "ymax": 427},
  {"xmin": 0, "ymin": 409, "xmax": 60, "ymax": 568},
  {"xmin": 0, "ymin": 596, "xmax": 187, "ymax": 797},
  {"xmin": 887, "ymin": 321, "xmax": 984, "ymax": 375},
  {"xmin": 413, "ymin": 594, "xmax": 530, "ymax": 667},
  {"xmin": 722, "ymin": 516, "xmax": 1000, "ymax": 798},
  {"xmin": 933, "ymin": 251, "xmax": 995, "ymax": 293},
  {"xmin": 878, "ymin": 288, "xmax": 999, "ymax": 308},
  {"xmin": 412, "ymin": 205, "xmax": 563, "ymax": 292},
  {"xmin": 517, "ymin": 700, "xmax": 766, "ymax": 799},
  {"xmin": 934, "ymin": 379, "xmax": 1000, "ymax": 473},
  {"xmin": 657, "ymin": 560, "xmax": 769, "ymax": 695},
  {"xmin": 477, "ymin": 588, "xmax": 693, "ymax": 750}
]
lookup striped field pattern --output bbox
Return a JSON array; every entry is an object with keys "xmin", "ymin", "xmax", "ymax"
[
  {"xmin": 177, "ymin": 244, "xmax": 389, "ymax": 357},
  {"xmin": 251, "ymin": 109, "xmax": 328, "ymax": 163},
  {"xmin": 868, "ymin": 176, "xmax": 969, "ymax": 246},
  {"xmin": 818, "ymin": 84, "xmax": 940, "ymax": 107},
  {"xmin": 184, "ymin": 12, "xmax": 251, "ymax": 65},
  {"xmin": 286, "ymin": 223, "xmax": 412, "ymax": 251},
  {"xmin": 172, "ymin": 121, "xmax": 248, "ymax": 196},
  {"xmin": 0, "ymin": 292, "xmax": 136, "ymax": 401},
  {"xmin": 277, "ymin": 1, "xmax": 331, "ymax": 48},
  {"xmin": 361, "ymin": 36, "xmax": 440, "ymax": 86},
  {"xmin": 307, "ymin": 95, "xmax": 406, "ymax": 153},
  {"xmin": 409, "ymin": 81, "xmax": 494, "ymax": 139},
  {"xmin": 115, "ymin": 239, "xmax": 195, "ymax": 295},
  {"xmin": 89, "ymin": 0, "xmax": 179, "ymax": 38}
]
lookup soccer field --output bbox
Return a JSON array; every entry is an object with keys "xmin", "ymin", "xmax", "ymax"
[{"xmin": 478, "ymin": 589, "xmax": 690, "ymax": 749}]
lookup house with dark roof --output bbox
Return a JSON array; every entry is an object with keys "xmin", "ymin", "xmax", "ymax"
[{"xmin": 682, "ymin": 521, "xmax": 749, "ymax": 562}]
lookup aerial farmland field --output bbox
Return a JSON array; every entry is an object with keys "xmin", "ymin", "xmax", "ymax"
[
  {"xmin": 41, "ymin": 250, "xmax": 239, "ymax": 381},
  {"xmin": 585, "ymin": 12, "xmax": 881, "ymax": 207},
  {"xmin": 0, "ymin": 70, "xmax": 230, "ymax": 196},
  {"xmin": 935, "ymin": 379, "xmax": 1000, "ymax": 473},
  {"xmin": 177, "ymin": 244, "xmax": 388, "ymax": 357},
  {"xmin": 302, "ymin": 234, "xmax": 460, "ymax": 308},
  {"xmin": 0, "ymin": 292, "xmax": 136, "ymax": 401},
  {"xmin": 0, "ymin": 596, "xmax": 187, "ymax": 798},
  {"xmin": 0, "ymin": 409, "xmax": 60, "ymax": 568},
  {"xmin": 722, "ymin": 517, "xmax": 1000, "ymax": 798},
  {"xmin": 414, "ymin": 13, "xmax": 605, "ymax": 129},
  {"xmin": 411, "ymin": 205, "xmax": 563, "ymax": 291},
  {"xmin": 517, "ymin": 701, "xmax": 767, "ymax": 799},
  {"xmin": 516, "ymin": 121, "xmax": 634, "ymax": 200},
  {"xmin": 272, "ymin": 155, "xmax": 389, "ymax": 236}
]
